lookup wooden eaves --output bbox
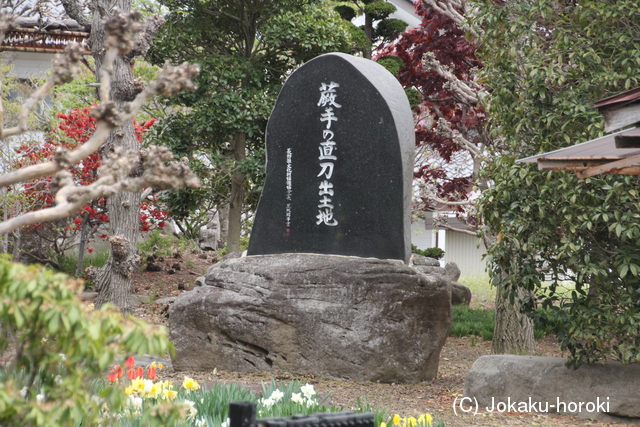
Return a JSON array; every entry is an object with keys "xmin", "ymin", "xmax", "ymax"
[
  {"xmin": 518, "ymin": 86, "xmax": 640, "ymax": 178},
  {"xmin": 0, "ymin": 18, "xmax": 90, "ymax": 55}
]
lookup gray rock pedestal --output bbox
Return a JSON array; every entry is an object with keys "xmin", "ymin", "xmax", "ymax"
[
  {"xmin": 169, "ymin": 253, "xmax": 452, "ymax": 383},
  {"xmin": 464, "ymin": 355, "xmax": 640, "ymax": 423}
]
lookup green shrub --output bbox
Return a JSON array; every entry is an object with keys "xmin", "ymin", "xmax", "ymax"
[
  {"xmin": 411, "ymin": 244, "xmax": 445, "ymax": 260},
  {"xmin": 363, "ymin": 1, "xmax": 396, "ymax": 20},
  {"xmin": 374, "ymin": 18, "xmax": 408, "ymax": 42},
  {"xmin": 404, "ymin": 88, "xmax": 422, "ymax": 110},
  {"xmin": 343, "ymin": 21, "xmax": 368, "ymax": 52},
  {"xmin": 377, "ymin": 56, "xmax": 403, "ymax": 76},
  {"xmin": 0, "ymin": 256, "xmax": 179, "ymax": 426},
  {"xmin": 334, "ymin": 5, "xmax": 356, "ymax": 21}
]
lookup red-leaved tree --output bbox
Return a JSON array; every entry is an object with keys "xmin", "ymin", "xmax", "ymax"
[
  {"xmin": 378, "ymin": 0, "xmax": 535, "ymax": 355},
  {"xmin": 12, "ymin": 106, "xmax": 164, "ymax": 273},
  {"xmin": 377, "ymin": 2, "xmax": 490, "ymax": 234}
]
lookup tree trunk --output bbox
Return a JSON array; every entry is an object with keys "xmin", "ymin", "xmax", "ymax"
[
  {"xmin": 1, "ymin": 189, "xmax": 7, "ymax": 254},
  {"xmin": 363, "ymin": 13, "xmax": 373, "ymax": 59},
  {"xmin": 75, "ymin": 212, "xmax": 90, "ymax": 276},
  {"xmin": 11, "ymin": 229, "xmax": 21, "ymax": 262},
  {"xmin": 90, "ymin": 0, "xmax": 141, "ymax": 313},
  {"xmin": 227, "ymin": 132, "xmax": 246, "ymax": 253},
  {"xmin": 492, "ymin": 280, "xmax": 536, "ymax": 354},
  {"xmin": 481, "ymin": 233, "xmax": 536, "ymax": 355}
]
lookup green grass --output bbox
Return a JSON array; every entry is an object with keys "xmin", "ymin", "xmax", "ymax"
[
  {"xmin": 56, "ymin": 250, "xmax": 110, "ymax": 276},
  {"xmin": 138, "ymin": 230, "xmax": 183, "ymax": 258},
  {"xmin": 451, "ymin": 305, "xmax": 562, "ymax": 341},
  {"xmin": 458, "ymin": 275, "xmax": 494, "ymax": 308},
  {"xmin": 451, "ymin": 305, "xmax": 495, "ymax": 341},
  {"xmin": 137, "ymin": 230, "xmax": 199, "ymax": 266}
]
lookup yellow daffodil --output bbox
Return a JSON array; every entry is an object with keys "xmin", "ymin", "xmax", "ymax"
[
  {"xmin": 124, "ymin": 386, "xmax": 135, "ymax": 396},
  {"xmin": 163, "ymin": 388, "xmax": 178, "ymax": 400},
  {"xmin": 424, "ymin": 414, "xmax": 433, "ymax": 426},
  {"xmin": 131, "ymin": 378, "xmax": 146, "ymax": 393},
  {"xmin": 159, "ymin": 380, "xmax": 173, "ymax": 390},
  {"xmin": 407, "ymin": 417, "xmax": 417, "ymax": 427},
  {"xmin": 392, "ymin": 414, "xmax": 401, "ymax": 426},
  {"xmin": 182, "ymin": 376, "xmax": 200, "ymax": 390},
  {"xmin": 147, "ymin": 382, "xmax": 162, "ymax": 399},
  {"xmin": 380, "ymin": 423, "xmax": 387, "ymax": 427}
]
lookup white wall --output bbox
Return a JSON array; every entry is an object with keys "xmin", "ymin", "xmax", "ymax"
[
  {"xmin": 1, "ymin": 51, "xmax": 57, "ymax": 79},
  {"xmin": 410, "ymin": 220, "xmax": 434, "ymax": 249},
  {"xmin": 444, "ymin": 231, "xmax": 487, "ymax": 277}
]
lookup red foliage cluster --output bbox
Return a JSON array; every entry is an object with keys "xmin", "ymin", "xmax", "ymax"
[
  {"xmin": 12, "ymin": 106, "xmax": 167, "ymax": 249},
  {"xmin": 139, "ymin": 196, "xmax": 168, "ymax": 232},
  {"xmin": 377, "ymin": 3, "xmax": 486, "ymax": 209}
]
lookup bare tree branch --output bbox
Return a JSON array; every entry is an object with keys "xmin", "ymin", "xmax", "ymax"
[
  {"xmin": 0, "ymin": 146, "xmax": 199, "ymax": 235},
  {"xmin": 422, "ymin": 0, "xmax": 479, "ymax": 38},
  {"xmin": 125, "ymin": 14, "xmax": 165, "ymax": 60},
  {"xmin": 0, "ymin": 11, "xmax": 201, "ymax": 235},
  {"xmin": 435, "ymin": 117, "xmax": 483, "ymax": 158},
  {"xmin": 422, "ymin": 52, "xmax": 486, "ymax": 104},
  {"xmin": 437, "ymin": 222, "xmax": 477, "ymax": 236},
  {"xmin": 59, "ymin": 0, "xmax": 92, "ymax": 30},
  {"xmin": 0, "ymin": 12, "xmax": 18, "ymax": 40}
]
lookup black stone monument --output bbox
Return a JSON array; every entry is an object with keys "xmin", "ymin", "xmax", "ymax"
[{"xmin": 247, "ymin": 53, "xmax": 414, "ymax": 263}]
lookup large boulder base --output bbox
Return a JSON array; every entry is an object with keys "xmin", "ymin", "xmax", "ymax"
[
  {"xmin": 170, "ymin": 253, "xmax": 452, "ymax": 383},
  {"xmin": 409, "ymin": 256, "xmax": 471, "ymax": 306},
  {"xmin": 451, "ymin": 282, "xmax": 472, "ymax": 306},
  {"xmin": 465, "ymin": 355, "xmax": 640, "ymax": 423}
]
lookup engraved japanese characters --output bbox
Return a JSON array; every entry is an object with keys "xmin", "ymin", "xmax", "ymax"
[{"xmin": 247, "ymin": 53, "xmax": 414, "ymax": 262}]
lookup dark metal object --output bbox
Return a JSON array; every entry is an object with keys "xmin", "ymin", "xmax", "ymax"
[{"xmin": 229, "ymin": 402, "xmax": 374, "ymax": 427}]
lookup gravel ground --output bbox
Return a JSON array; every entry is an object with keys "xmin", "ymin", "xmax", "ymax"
[{"xmin": 154, "ymin": 336, "xmax": 634, "ymax": 427}]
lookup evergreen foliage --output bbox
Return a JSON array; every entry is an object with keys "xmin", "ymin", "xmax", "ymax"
[
  {"xmin": 0, "ymin": 256, "xmax": 176, "ymax": 425},
  {"xmin": 476, "ymin": 0, "xmax": 640, "ymax": 366},
  {"xmin": 146, "ymin": 0, "xmax": 354, "ymax": 242}
]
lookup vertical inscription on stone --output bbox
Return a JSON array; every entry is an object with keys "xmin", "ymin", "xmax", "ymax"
[
  {"xmin": 316, "ymin": 82, "xmax": 340, "ymax": 227},
  {"xmin": 285, "ymin": 148, "xmax": 292, "ymax": 235},
  {"xmin": 247, "ymin": 53, "xmax": 414, "ymax": 263}
]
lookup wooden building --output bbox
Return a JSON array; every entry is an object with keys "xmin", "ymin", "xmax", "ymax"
[
  {"xmin": 1, "ymin": 17, "xmax": 89, "ymax": 79},
  {"xmin": 520, "ymin": 87, "xmax": 640, "ymax": 176}
]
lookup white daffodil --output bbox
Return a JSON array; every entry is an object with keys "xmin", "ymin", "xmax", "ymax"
[
  {"xmin": 300, "ymin": 383, "xmax": 316, "ymax": 400},
  {"xmin": 291, "ymin": 392, "xmax": 304, "ymax": 404},
  {"xmin": 270, "ymin": 389, "xmax": 284, "ymax": 402},
  {"xmin": 183, "ymin": 400, "xmax": 198, "ymax": 419},
  {"xmin": 20, "ymin": 387, "xmax": 28, "ymax": 399},
  {"xmin": 221, "ymin": 417, "xmax": 230, "ymax": 427},
  {"xmin": 129, "ymin": 395, "xmax": 143, "ymax": 408},
  {"xmin": 260, "ymin": 397, "xmax": 275, "ymax": 408}
]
